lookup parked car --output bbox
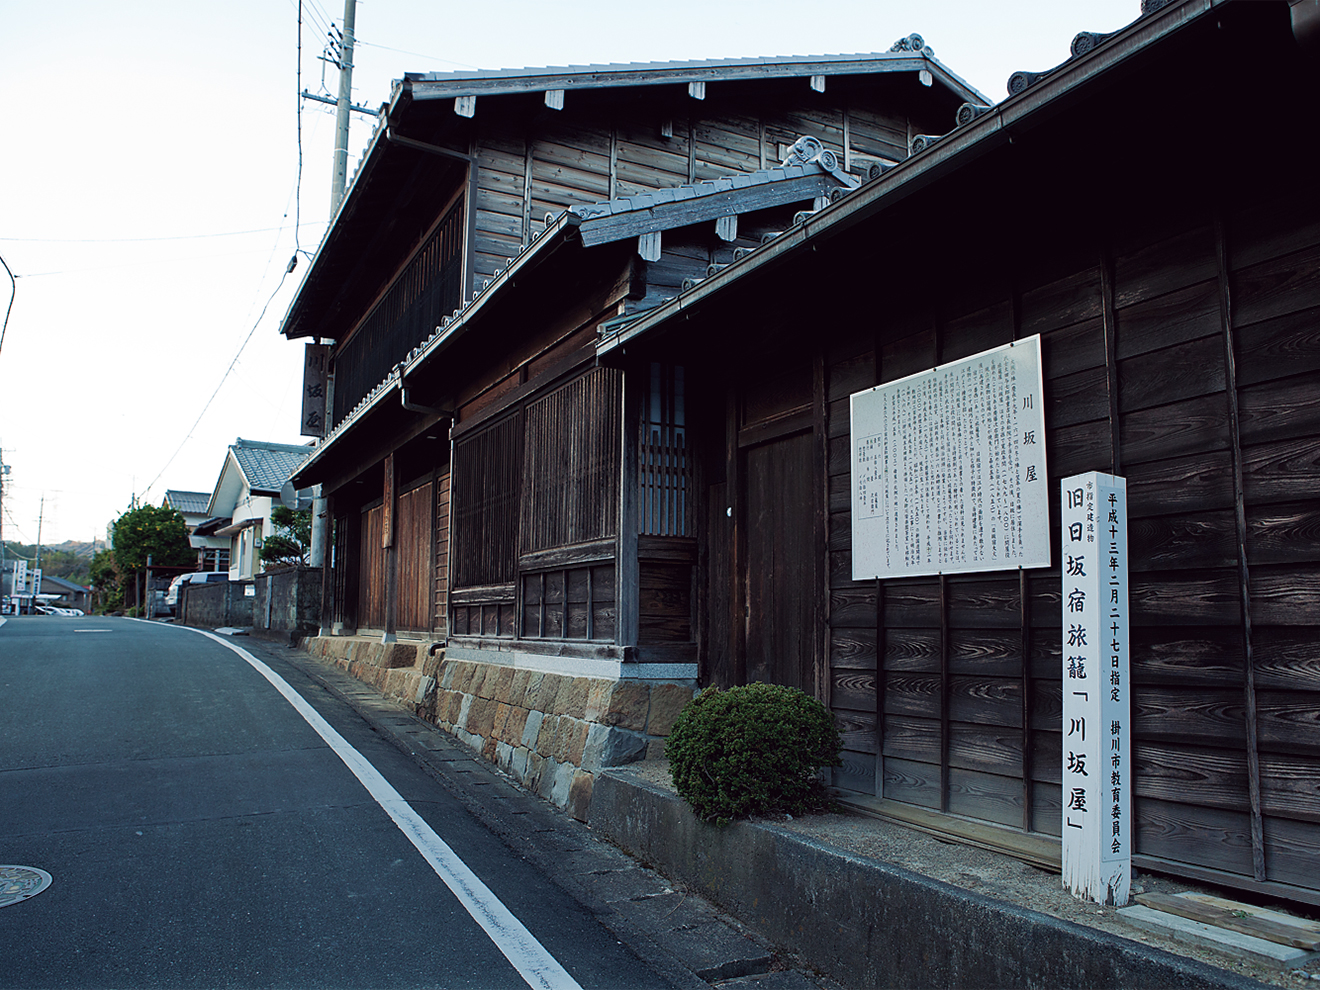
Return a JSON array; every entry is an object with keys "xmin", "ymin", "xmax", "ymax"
[{"xmin": 166, "ymin": 572, "xmax": 228, "ymax": 615}]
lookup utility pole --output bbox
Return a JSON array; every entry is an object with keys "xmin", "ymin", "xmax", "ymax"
[
  {"xmin": 329, "ymin": 0, "xmax": 357, "ymax": 216},
  {"xmin": 313, "ymin": 0, "xmax": 356, "ymax": 634},
  {"xmin": 34, "ymin": 494, "xmax": 43, "ymax": 571}
]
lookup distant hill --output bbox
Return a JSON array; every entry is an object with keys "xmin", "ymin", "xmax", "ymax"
[{"xmin": 2, "ymin": 540, "xmax": 102, "ymax": 585}]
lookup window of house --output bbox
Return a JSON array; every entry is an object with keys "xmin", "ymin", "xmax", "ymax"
[{"xmin": 640, "ymin": 362, "xmax": 691, "ymax": 536}]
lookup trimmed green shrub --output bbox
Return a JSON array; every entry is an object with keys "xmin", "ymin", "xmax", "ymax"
[{"xmin": 665, "ymin": 682, "xmax": 842, "ymax": 826}]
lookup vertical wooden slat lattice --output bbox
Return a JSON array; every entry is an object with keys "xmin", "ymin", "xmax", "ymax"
[{"xmin": 452, "ymin": 413, "xmax": 524, "ymax": 587}]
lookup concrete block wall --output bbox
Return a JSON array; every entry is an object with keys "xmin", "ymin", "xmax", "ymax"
[{"xmin": 301, "ymin": 636, "xmax": 694, "ymax": 821}]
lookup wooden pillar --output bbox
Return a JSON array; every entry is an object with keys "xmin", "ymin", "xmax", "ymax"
[
  {"xmin": 319, "ymin": 493, "xmax": 335, "ymax": 636},
  {"xmin": 813, "ymin": 348, "xmax": 830, "ymax": 705},
  {"xmin": 1215, "ymin": 211, "xmax": 1266, "ymax": 883},
  {"xmin": 1100, "ymin": 248, "xmax": 1122, "ymax": 476},
  {"xmin": 382, "ymin": 453, "xmax": 398, "ymax": 644},
  {"xmin": 1012, "ymin": 286, "xmax": 1035, "ymax": 832},
  {"xmin": 617, "ymin": 368, "xmax": 640, "ymax": 648}
]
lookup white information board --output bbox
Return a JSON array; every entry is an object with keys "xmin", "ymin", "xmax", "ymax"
[
  {"xmin": 849, "ymin": 336, "xmax": 1050, "ymax": 580},
  {"xmin": 1061, "ymin": 471, "xmax": 1131, "ymax": 906}
]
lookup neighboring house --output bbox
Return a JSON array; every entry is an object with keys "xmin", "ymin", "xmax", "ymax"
[
  {"xmin": 37, "ymin": 573, "xmax": 92, "ymax": 613},
  {"xmin": 162, "ymin": 489, "xmax": 230, "ymax": 572},
  {"xmin": 284, "ymin": 0, "xmax": 1320, "ymax": 908},
  {"xmin": 205, "ymin": 439, "xmax": 313, "ymax": 582}
]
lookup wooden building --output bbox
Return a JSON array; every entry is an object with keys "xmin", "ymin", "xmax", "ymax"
[
  {"xmin": 286, "ymin": 0, "xmax": 1320, "ymax": 906},
  {"xmin": 282, "ymin": 46, "xmax": 978, "ymax": 658},
  {"xmin": 596, "ymin": 0, "xmax": 1320, "ymax": 905}
]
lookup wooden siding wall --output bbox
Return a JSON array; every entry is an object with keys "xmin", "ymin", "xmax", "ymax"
[
  {"xmin": 469, "ymin": 93, "xmax": 916, "ymax": 287},
  {"xmin": 395, "ymin": 480, "xmax": 434, "ymax": 632},
  {"xmin": 520, "ymin": 367, "xmax": 622, "ymax": 552},
  {"xmin": 433, "ymin": 467, "xmax": 450, "ymax": 636},
  {"xmin": 358, "ymin": 502, "xmax": 386, "ymax": 630},
  {"xmin": 451, "ymin": 413, "xmax": 524, "ymax": 589},
  {"xmin": 819, "ymin": 200, "xmax": 1320, "ymax": 899},
  {"xmin": 451, "ymin": 367, "xmax": 625, "ymax": 643},
  {"xmin": 520, "ymin": 564, "xmax": 617, "ymax": 641}
]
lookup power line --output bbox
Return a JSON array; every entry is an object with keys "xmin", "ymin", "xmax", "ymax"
[
  {"xmin": 0, "ymin": 252, "xmax": 13, "ymax": 361},
  {"xmin": 0, "ymin": 222, "xmax": 322, "ymax": 245},
  {"xmin": 139, "ymin": 262, "xmax": 297, "ymax": 502},
  {"xmin": 354, "ymin": 39, "xmax": 482, "ymax": 71}
]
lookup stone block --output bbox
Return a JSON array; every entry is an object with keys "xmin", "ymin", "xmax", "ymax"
[
  {"xmin": 439, "ymin": 661, "xmax": 456, "ymax": 691},
  {"xmin": 522, "ymin": 672, "xmax": 545, "ymax": 710},
  {"xmin": 550, "ymin": 717, "xmax": 575, "ymax": 763},
  {"xmin": 385, "ymin": 643, "xmax": 419, "ymax": 669},
  {"xmin": 548, "ymin": 760, "xmax": 577, "ymax": 808},
  {"xmin": 556, "ymin": 677, "xmax": 591, "ymax": 719},
  {"xmin": 466, "ymin": 696, "xmax": 497, "ymax": 738},
  {"xmin": 565, "ymin": 719, "xmax": 590, "ymax": 766},
  {"xmin": 584, "ymin": 678, "xmax": 612, "ymax": 721},
  {"xmin": 421, "ymin": 650, "xmax": 444, "ymax": 679},
  {"xmin": 537, "ymin": 758, "xmax": 561, "ymax": 800},
  {"xmin": 509, "ymin": 669, "xmax": 533, "ymax": 708},
  {"xmin": 646, "ymin": 684, "xmax": 694, "ymax": 737},
  {"xmin": 581, "ymin": 723, "xmax": 610, "ymax": 773},
  {"xmin": 482, "ymin": 735, "xmax": 498, "ymax": 761},
  {"xmin": 492, "ymin": 702, "xmax": 513, "ymax": 742},
  {"xmin": 521, "ymin": 709, "xmax": 545, "ymax": 750},
  {"xmin": 492, "ymin": 666, "xmax": 517, "ymax": 703},
  {"xmin": 526, "ymin": 753, "xmax": 547, "ymax": 792},
  {"xmin": 646, "ymin": 738, "xmax": 667, "ymax": 761},
  {"xmin": 448, "ymin": 661, "xmax": 472, "ymax": 693},
  {"xmin": 495, "ymin": 739, "xmax": 514, "ymax": 769},
  {"xmin": 509, "ymin": 745, "xmax": 531, "ymax": 782},
  {"xmin": 456, "ymin": 692, "xmax": 472, "ymax": 728},
  {"xmin": 601, "ymin": 681, "xmax": 650, "ymax": 731},
  {"xmin": 505, "ymin": 706, "xmax": 530, "ymax": 746},
  {"xmin": 536, "ymin": 714, "xmax": 560, "ymax": 756},
  {"xmin": 532, "ymin": 673, "xmax": 564, "ymax": 712},
  {"xmin": 414, "ymin": 675, "xmax": 436, "ymax": 705},
  {"xmin": 603, "ymin": 728, "xmax": 649, "ymax": 767},
  {"xmin": 566, "ymin": 770, "xmax": 594, "ymax": 822}
]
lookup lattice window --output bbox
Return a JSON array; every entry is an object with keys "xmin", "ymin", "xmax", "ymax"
[{"xmin": 640, "ymin": 363, "xmax": 692, "ymax": 536}]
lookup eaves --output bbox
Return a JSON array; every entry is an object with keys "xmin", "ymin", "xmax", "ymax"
[{"xmin": 596, "ymin": 0, "xmax": 1223, "ymax": 358}]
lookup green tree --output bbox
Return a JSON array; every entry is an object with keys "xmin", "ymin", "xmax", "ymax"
[
  {"xmin": 259, "ymin": 506, "xmax": 311, "ymax": 567},
  {"xmin": 89, "ymin": 549, "xmax": 122, "ymax": 613},
  {"xmin": 110, "ymin": 505, "xmax": 194, "ymax": 610}
]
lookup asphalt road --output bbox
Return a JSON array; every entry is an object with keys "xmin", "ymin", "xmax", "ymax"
[{"xmin": 0, "ymin": 616, "xmax": 681, "ymax": 989}]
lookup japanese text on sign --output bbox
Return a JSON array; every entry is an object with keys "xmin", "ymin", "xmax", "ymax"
[
  {"xmin": 1061, "ymin": 471, "xmax": 1130, "ymax": 906},
  {"xmin": 850, "ymin": 336, "xmax": 1050, "ymax": 580}
]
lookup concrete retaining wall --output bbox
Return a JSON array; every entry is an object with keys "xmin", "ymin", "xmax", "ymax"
[
  {"xmin": 252, "ymin": 567, "xmax": 321, "ymax": 642},
  {"xmin": 589, "ymin": 772, "xmax": 1266, "ymax": 990},
  {"xmin": 180, "ymin": 581, "xmax": 252, "ymax": 629}
]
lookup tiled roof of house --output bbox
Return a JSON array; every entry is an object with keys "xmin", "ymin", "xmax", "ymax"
[
  {"xmin": 162, "ymin": 490, "xmax": 211, "ymax": 515},
  {"xmin": 230, "ymin": 439, "xmax": 312, "ymax": 495}
]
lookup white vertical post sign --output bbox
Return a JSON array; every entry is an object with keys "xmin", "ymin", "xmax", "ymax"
[{"xmin": 1061, "ymin": 471, "xmax": 1130, "ymax": 905}]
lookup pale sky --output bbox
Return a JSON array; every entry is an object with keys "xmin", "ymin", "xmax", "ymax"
[{"xmin": 0, "ymin": 0, "xmax": 1138, "ymax": 548}]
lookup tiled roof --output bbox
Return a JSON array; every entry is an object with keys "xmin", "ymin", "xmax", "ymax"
[
  {"xmin": 162, "ymin": 490, "xmax": 211, "ymax": 515},
  {"xmin": 230, "ymin": 438, "xmax": 312, "ymax": 495}
]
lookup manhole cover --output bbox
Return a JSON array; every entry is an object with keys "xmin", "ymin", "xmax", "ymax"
[{"xmin": 0, "ymin": 866, "xmax": 52, "ymax": 908}]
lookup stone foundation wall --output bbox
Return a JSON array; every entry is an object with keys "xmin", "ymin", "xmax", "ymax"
[
  {"xmin": 434, "ymin": 660, "xmax": 694, "ymax": 821},
  {"xmin": 301, "ymin": 637, "xmax": 695, "ymax": 821}
]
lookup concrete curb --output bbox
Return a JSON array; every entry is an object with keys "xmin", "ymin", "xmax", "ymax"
[{"xmin": 590, "ymin": 771, "xmax": 1272, "ymax": 990}]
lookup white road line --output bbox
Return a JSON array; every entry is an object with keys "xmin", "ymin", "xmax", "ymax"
[{"xmin": 191, "ymin": 628, "xmax": 582, "ymax": 990}]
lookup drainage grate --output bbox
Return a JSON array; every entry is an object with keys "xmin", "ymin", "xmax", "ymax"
[{"xmin": 0, "ymin": 866, "xmax": 52, "ymax": 908}]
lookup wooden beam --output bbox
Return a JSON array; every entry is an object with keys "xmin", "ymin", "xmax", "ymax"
[
  {"xmin": 715, "ymin": 215, "xmax": 737, "ymax": 242},
  {"xmin": 544, "ymin": 89, "xmax": 564, "ymax": 110},
  {"xmin": 809, "ymin": 74, "xmax": 826, "ymax": 92},
  {"xmin": 578, "ymin": 173, "xmax": 835, "ymax": 247},
  {"xmin": 688, "ymin": 81, "xmax": 706, "ymax": 100},
  {"xmin": 454, "ymin": 95, "xmax": 475, "ymax": 117},
  {"xmin": 638, "ymin": 231, "xmax": 661, "ymax": 262},
  {"xmin": 1215, "ymin": 210, "xmax": 1266, "ymax": 884}
]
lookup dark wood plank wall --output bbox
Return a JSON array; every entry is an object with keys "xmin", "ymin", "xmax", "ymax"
[
  {"xmin": 433, "ymin": 467, "xmax": 450, "ymax": 635},
  {"xmin": 468, "ymin": 94, "xmax": 913, "ymax": 285},
  {"xmin": 818, "ymin": 195, "xmax": 1320, "ymax": 898},
  {"xmin": 358, "ymin": 501, "xmax": 386, "ymax": 630},
  {"xmin": 395, "ymin": 479, "xmax": 434, "ymax": 632},
  {"xmin": 520, "ymin": 367, "xmax": 622, "ymax": 553}
]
